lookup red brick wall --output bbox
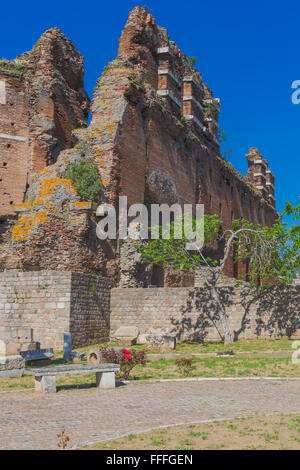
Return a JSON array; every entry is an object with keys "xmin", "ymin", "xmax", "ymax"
[{"xmin": 0, "ymin": 73, "xmax": 30, "ymax": 216}]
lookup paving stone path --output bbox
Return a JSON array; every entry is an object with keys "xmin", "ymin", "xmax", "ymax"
[{"xmin": 1, "ymin": 379, "xmax": 300, "ymax": 449}]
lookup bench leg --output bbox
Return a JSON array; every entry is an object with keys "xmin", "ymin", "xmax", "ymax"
[
  {"xmin": 96, "ymin": 371, "xmax": 116, "ymax": 389},
  {"xmin": 35, "ymin": 375, "xmax": 56, "ymax": 393}
]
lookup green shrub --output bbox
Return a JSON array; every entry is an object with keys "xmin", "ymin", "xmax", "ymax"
[
  {"xmin": 64, "ymin": 161, "xmax": 103, "ymax": 202},
  {"xmin": 186, "ymin": 56, "xmax": 197, "ymax": 68}
]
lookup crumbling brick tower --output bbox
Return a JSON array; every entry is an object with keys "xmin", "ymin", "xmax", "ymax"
[
  {"xmin": 0, "ymin": 28, "xmax": 89, "ymax": 267},
  {"xmin": 1, "ymin": 7, "xmax": 278, "ymax": 285}
]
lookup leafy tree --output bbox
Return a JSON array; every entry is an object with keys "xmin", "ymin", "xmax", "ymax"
[
  {"xmin": 139, "ymin": 208, "xmax": 300, "ymax": 345},
  {"xmin": 64, "ymin": 161, "xmax": 103, "ymax": 202}
]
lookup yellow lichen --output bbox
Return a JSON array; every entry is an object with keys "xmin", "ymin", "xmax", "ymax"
[
  {"xmin": 73, "ymin": 201, "xmax": 90, "ymax": 208},
  {"xmin": 38, "ymin": 177, "xmax": 77, "ymax": 198},
  {"xmin": 12, "ymin": 210, "xmax": 49, "ymax": 242},
  {"xmin": 14, "ymin": 203, "xmax": 29, "ymax": 209},
  {"xmin": 12, "ymin": 177, "xmax": 78, "ymax": 242},
  {"xmin": 92, "ymin": 147, "xmax": 103, "ymax": 156}
]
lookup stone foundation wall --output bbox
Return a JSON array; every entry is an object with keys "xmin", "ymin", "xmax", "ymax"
[
  {"xmin": 111, "ymin": 286, "xmax": 300, "ymax": 341},
  {"xmin": 0, "ymin": 271, "xmax": 112, "ymax": 350},
  {"xmin": 1, "ymin": 271, "xmax": 299, "ymax": 349}
]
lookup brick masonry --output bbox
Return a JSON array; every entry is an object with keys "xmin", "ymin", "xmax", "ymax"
[
  {"xmin": 0, "ymin": 29, "xmax": 89, "ymax": 218},
  {"xmin": 1, "ymin": 7, "xmax": 278, "ymax": 285},
  {"xmin": 0, "ymin": 271, "xmax": 112, "ymax": 351},
  {"xmin": 111, "ymin": 285, "xmax": 300, "ymax": 341}
]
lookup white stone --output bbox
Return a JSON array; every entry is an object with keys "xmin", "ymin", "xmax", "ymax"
[
  {"xmin": 0, "ymin": 133, "xmax": 27, "ymax": 141},
  {"xmin": 0, "ymin": 81, "xmax": 6, "ymax": 105}
]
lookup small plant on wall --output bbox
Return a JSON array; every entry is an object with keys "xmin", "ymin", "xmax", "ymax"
[
  {"xmin": 186, "ymin": 56, "xmax": 197, "ymax": 68},
  {"xmin": 64, "ymin": 161, "xmax": 103, "ymax": 202}
]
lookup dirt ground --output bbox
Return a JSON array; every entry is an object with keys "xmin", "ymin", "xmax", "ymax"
[{"xmin": 85, "ymin": 413, "xmax": 300, "ymax": 450}]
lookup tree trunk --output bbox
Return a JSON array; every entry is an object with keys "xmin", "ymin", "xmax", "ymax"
[{"xmin": 211, "ymin": 285, "xmax": 234, "ymax": 345}]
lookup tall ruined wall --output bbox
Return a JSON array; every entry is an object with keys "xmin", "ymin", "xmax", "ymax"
[
  {"xmin": 3, "ymin": 7, "xmax": 278, "ymax": 284},
  {"xmin": 90, "ymin": 6, "xmax": 278, "ymax": 282},
  {"xmin": 0, "ymin": 27, "xmax": 89, "ymax": 217}
]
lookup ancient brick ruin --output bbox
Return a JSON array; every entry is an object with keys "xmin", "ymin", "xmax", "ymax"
[
  {"xmin": 0, "ymin": 6, "xmax": 278, "ymax": 287},
  {"xmin": 0, "ymin": 28, "xmax": 89, "ymax": 216},
  {"xmin": 0, "ymin": 28, "xmax": 89, "ymax": 269},
  {"xmin": 0, "ymin": 6, "xmax": 298, "ymax": 352}
]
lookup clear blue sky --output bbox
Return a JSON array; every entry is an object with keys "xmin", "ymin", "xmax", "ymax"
[{"xmin": 1, "ymin": 0, "xmax": 299, "ymax": 220}]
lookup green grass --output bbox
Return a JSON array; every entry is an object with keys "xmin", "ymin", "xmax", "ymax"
[
  {"xmin": 130, "ymin": 356, "xmax": 300, "ymax": 380},
  {"xmin": 0, "ymin": 339, "xmax": 297, "ymax": 393},
  {"xmin": 1, "ymin": 355, "xmax": 299, "ymax": 393},
  {"xmin": 69, "ymin": 338, "xmax": 296, "ymax": 357}
]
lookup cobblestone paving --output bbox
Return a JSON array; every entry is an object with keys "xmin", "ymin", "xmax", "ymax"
[{"xmin": 1, "ymin": 379, "xmax": 300, "ymax": 449}]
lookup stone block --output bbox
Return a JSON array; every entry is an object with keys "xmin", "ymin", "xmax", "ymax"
[
  {"xmin": 144, "ymin": 330, "xmax": 176, "ymax": 351},
  {"xmin": 0, "ymin": 354, "xmax": 25, "ymax": 377},
  {"xmin": 35, "ymin": 375, "xmax": 56, "ymax": 393},
  {"xmin": 137, "ymin": 334, "xmax": 148, "ymax": 344},
  {"xmin": 20, "ymin": 348, "xmax": 54, "ymax": 366},
  {"xmin": 96, "ymin": 371, "xmax": 116, "ymax": 389},
  {"xmin": 87, "ymin": 348, "xmax": 104, "ymax": 365},
  {"xmin": 113, "ymin": 326, "xmax": 139, "ymax": 345}
]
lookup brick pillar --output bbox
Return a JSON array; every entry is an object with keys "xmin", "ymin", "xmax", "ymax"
[
  {"xmin": 246, "ymin": 148, "xmax": 269, "ymax": 200},
  {"xmin": 182, "ymin": 76, "xmax": 205, "ymax": 130},
  {"xmin": 156, "ymin": 47, "xmax": 182, "ymax": 111}
]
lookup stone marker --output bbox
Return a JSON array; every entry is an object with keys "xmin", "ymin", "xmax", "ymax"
[
  {"xmin": 113, "ymin": 326, "xmax": 139, "ymax": 346},
  {"xmin": 63, "ymin": 332, "xmax": 72, "ymax": 361}
]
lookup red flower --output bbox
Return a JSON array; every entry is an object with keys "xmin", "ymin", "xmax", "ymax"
[
  {"xmin": 121, "ymin": 348, "xmax": 130, "ymax": 355},
  {"xmin": 124, "ymin": 354, "xmax": 131, "ymax": 360}
]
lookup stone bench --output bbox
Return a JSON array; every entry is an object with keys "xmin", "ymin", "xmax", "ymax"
[{"xmin": 26, "ymin": 363, "xmax": 120, "ymax": 393}]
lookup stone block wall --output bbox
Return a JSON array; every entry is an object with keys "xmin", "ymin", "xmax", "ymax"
[
  {"xmin": 111, "ymin": 285, "xmax": 300, "ymax": 341},
  {"xmin": 0, "ymin": 271, "xmax": 112, "ymax": 351},
  {"xmin": 70, "ymin": 273, "xmax": 112, "ymax": 348},
  {"xmin": 1, "ymin": 271, "xmax": 299, "ymax": 348}
]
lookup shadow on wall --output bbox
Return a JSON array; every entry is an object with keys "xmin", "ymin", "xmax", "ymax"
[{"xmin": 172, "ymin": 286, "xmax": 300, "ymax": 342}]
